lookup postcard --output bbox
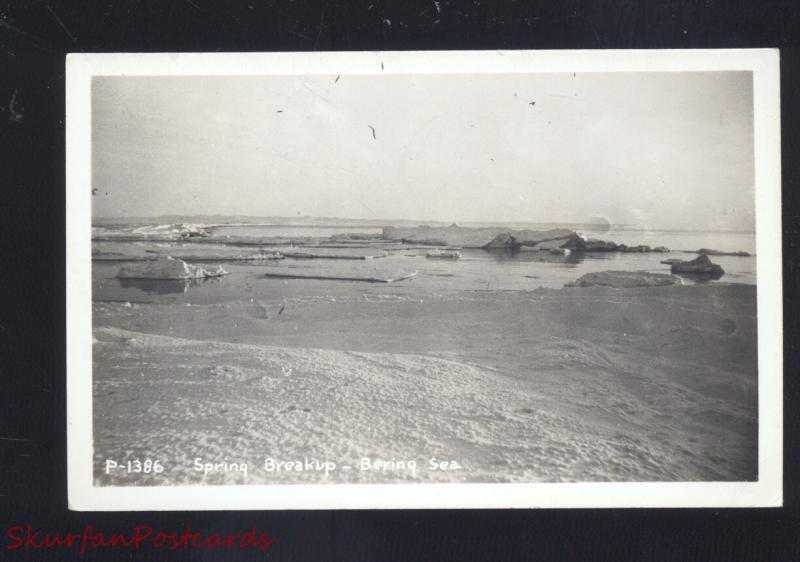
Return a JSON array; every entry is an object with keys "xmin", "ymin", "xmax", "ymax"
[{"xmin": 66, "ymin": 49, "xmax": 782, "ymax": 510}]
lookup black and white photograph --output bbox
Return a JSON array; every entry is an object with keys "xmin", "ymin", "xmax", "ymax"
[{"xmin": 66, "ymin": 50, "xmax": 782, "ymax": 510}]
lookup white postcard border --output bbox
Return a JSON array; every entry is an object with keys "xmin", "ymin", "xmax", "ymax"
[{"xmin": 67, "ymin": 49, "xmax": 782, "ymax": 511}]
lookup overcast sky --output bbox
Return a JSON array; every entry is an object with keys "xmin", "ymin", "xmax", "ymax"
[{"xmin": 92, "ymin": 71, "xmax": 754, "ymax": 230}]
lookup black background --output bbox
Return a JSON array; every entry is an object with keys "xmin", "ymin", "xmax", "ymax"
[{"xmin": 1, "ymin": 0, "xmax": 798, "ymax": 560}]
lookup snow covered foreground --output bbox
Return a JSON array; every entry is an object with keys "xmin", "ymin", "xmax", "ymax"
[{"xmin": 92, "ymin": 314, "xmax": 754, "ymax": 486}]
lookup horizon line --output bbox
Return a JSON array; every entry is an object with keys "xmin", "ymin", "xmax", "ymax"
[{"xmin": 90, "ymin": 215, "xmax": 756, "ymax": 234}]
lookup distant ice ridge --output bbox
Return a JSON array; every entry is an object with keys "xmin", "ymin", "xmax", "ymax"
[
  {"xmin": 381, "ymin": 224, "xmax": 672, "ymax": 254},
  {"xmin": 93, "ymin": 223, "xmax": 213, "ymax": 240}
]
